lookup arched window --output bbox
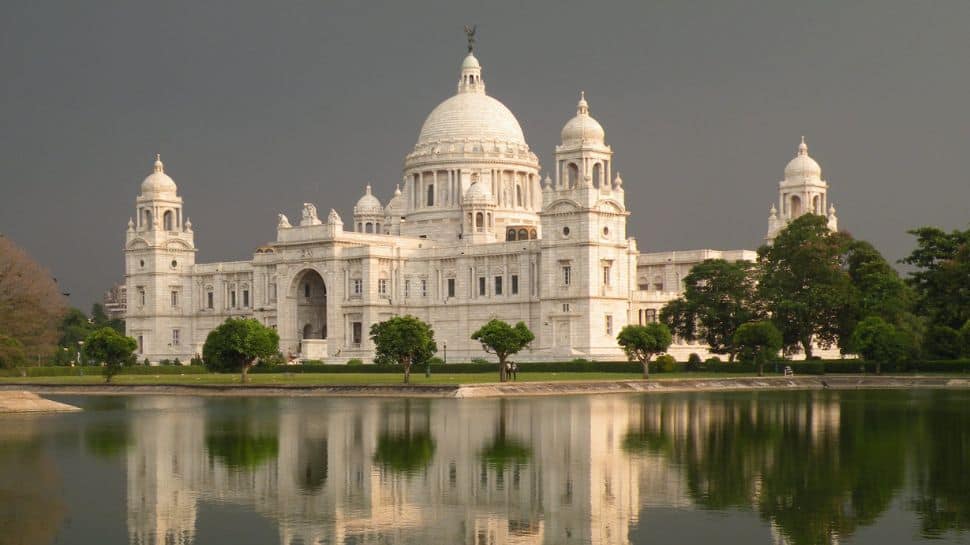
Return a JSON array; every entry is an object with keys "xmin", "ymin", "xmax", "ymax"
[
  {"xmin": 365, "ymin": 222, "xmax": 373, "ymax": 233},
  {"xmin": 163, "ymin": 210, "xmax": 174, "ymax": 231},
  {"xmin": 813, "ymin": 195, "xmax": 821, "ymax": 214},
  {"xmin": 304, "ymin": 283, "xmax": 311, "ymax": 298},
  {"xmin": 567, "ymin": 163, "xmax": 579, "ymax": 188},
  {"xmin": 475, "ymin": 212, "xmax": 484, "ymax": 231},
  {"xmin": 518, "ymin": 228, "xmax": 528, "ymax": 240},
  {"xmin": 427, "ymin": 184, "xmax": 435, "ymax": 206},
  {"xmin": 302, "ymin": 324, "xmax": 312, "ymax": 339},
  {"xmin": 790, "ymin": 195, "xmax": 802, "ymax": 217},
  {"xmin": 516, "ymin": 185, "xmax": 523, "ymax": 207},
  {"xmin": 356, "ymin": 222, "xmax": 362, "ymax": 232},
  {"xmin": 144, "ymin": 209, "xmax": 153, "ymax": 229},
  {"xmin": 507, "ymin": 229, "xmax": 516, "ymax": 241},
  {"xmin": 592, "ymin": 163, "xmax": 602, "ymax": 187},
  {"xmin": 530, "ymin": 229, "xmax": 537, "ymax": 239}
]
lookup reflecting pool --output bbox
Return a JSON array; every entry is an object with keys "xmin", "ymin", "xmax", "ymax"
[{"xmin": 1, "ymin": 390, "xmax": 968, "ymax": 544}]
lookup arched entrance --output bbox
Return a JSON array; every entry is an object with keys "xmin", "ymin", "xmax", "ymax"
[{"xmin": 294, "ymin": 270, "xmax": 327, "ymax": 354}]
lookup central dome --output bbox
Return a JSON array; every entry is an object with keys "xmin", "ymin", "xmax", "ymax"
[
  {"xmin": 416, "ymin": 93, "xmax": 526, "ymax": 147},
  {"xmin": 413, "ymin": 53, "xmax": 529, "ymax": 151}
]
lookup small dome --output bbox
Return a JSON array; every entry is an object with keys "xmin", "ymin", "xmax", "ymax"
[
  {"xmin": 461, "ymin": 53, "xmax": 481, "ymax": 70},
  {"xmin": 784, "ymin": 137, "xmax": 822, "ymax": 180},
  {"xmin": 140, "ymin": 154, "xmax": 177, "ymax": 196},
  {"xmin": 354, "ymin": 185, "xmax": 383, "ymax": 215},
  {"xmin": 560, "ymin": 92, "xmax": 605, "ymax": 145},
  {"xmin": 384, "ymin": 184, "xmax": 404, "ymax": 216},
  {"xmin": 463, "ymin": 179, "xmax": 493, "ymax": 204}
]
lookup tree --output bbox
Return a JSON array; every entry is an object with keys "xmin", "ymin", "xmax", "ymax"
[
  {"xmin": 757, "ymin": 214, "xmax": 854, "ymax": 357},
  {"xmin": 0, "ymin": 235, "xmax": 68, "ymax": 361},
  {"xmin": 839, "ymin": 240, "xmax": 916, "ymax": 354},
  {"xmin": 902, "ymin": 226, "xmax": 970, "ymax": 330},
  {"xmin": 961, "ymin": 320, "xmax": 970, "ymax": 358},
  {"xmin": 660, "ymin": 259, "xmax": 760, "ymax": 360},
  {"xmin": 471, "ymin": 319, "xmax": 535, "ymax": 382},
  {"xmin": 733, "ymin": 321, "xmax": 783, "ymax": 376},
  {"xmin": 82, "ymin": 327, "xmax": 137, "ymax": 383},
  {"xmin": 0, "ymin": 335, "xmax": 26, "ymax": 369},
  {"xmin": 57, "ymin": 308, "xmax": 96, "ymax": 364},
  {"xmin": 850, "ymin": 317, "xmax": 911, "ymax": 374},
  {"xmin": 923, "ymin": 324, "xmax": 962, "ymax": 360},
  {"xmin": 369, "ymin": 315, "xmax": 436, "ymax": 384},
  {"xmin": 616, "ymin": 322, "xmax": 672, "ymax": 379},
  {"xmin": 202, "ymin": 318, "xmax": 280, "ymax": 383}
]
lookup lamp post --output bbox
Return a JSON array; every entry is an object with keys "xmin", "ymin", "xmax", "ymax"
[
  {"xmin": 76, "ymin": 340, "xmax": 84, "ymax": 366},
  {"xmin": 443, "ymin": 341, "xmax": 447, "ymax": 365}
]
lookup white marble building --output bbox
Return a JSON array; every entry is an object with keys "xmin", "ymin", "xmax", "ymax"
[{"xmin": 123, "ymin": 44, "xmax": 837, "ymax": 364}]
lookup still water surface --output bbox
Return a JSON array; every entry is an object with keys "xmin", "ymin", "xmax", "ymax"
[{"xmin": 1, "ymin": 390, "xmax": 968, "ymax": 545}]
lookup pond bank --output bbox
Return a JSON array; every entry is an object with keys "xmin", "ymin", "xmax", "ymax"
[
  {"xmin": 0, "ymin": 390, "xmax": 82, "ymax": 412},
  {"xmin": 2, "ymin": 375, "xmax": 968, "ymax": 399}
]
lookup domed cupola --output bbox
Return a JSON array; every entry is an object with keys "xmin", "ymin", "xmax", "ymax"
[
  {"xmin": 384, "ymin": 184, "xmax": 404, "ymax": 216},
  {"xmin": 463, "ymin": 177, "xmax": 494, "ymax": 205},
  {"xmin": 784, "ymin": 136, "xmax": 822, "ymax": 180},
  {"xmin": 560, "ymin": 92, "xmax": 606, "ymax": 146},
  {"xmin": 353, "ymin": 184, "xmax": 384, "ymax": 234},
  {"xmin": 766, "ymin": 136, "xmax": 836, "ymax": 243},
  {"xmin": 140, "ymin": 154, "xmax": 178, "ymax": 196},
  {"xmin": 354, "ymin": 184, "xmax": 383, "ymax": 215}
]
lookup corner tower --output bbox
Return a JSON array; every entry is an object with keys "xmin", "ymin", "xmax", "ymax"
[
  {"xmin": 766, "ymin": 137, "xmax": 838, "ymax": 243},
  {"xmin": 124, "ymin": 155, "xmax": 197, "ymax": 363},
  {"xmin": 539, "ymin": 94, "xmax": 634, "ymax": 358}
]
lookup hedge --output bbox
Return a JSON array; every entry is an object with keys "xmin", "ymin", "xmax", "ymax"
[
  {"xmin": 0, "ymin": 365, "xmax": 209, "ymax": 377},
  {"xmin": 5, "ymin": 359, "xmax": 969, "ymax": 377}
]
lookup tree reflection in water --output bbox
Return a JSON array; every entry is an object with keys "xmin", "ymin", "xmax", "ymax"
[
  {"xmin": 622, "ymin": 390, "xmax": 933, "ymax": 544},
  {"xmin": 373, "ymin": 399, "xmax": 436, "ymax": 475},
  {"xmin": 910, "ymin": 390, "xmax": 970, "ymax": 537},
  {"xmin": 205, "ymin": 398, "xmax": 280, "ymax": 470},
  {"xmin": 480, "ymin": 399, "xmax": 532, "ymax": 472},
  {"xmin": 0, "ymin": 426, "xmax": 67, "ymax": 545}
]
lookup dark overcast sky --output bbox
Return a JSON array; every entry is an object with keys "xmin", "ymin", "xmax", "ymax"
[{"xmin": 1, "ymin": 0, "xmax": 968, "ymax": 309}]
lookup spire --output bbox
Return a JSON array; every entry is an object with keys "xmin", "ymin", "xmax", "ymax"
[
  {"xmin": 365, "ymin": 184, "xmax": 372, "ymax": 195},
  {"xmin": 577, "ymin": 91, "xmax": 589, "ymax": 115},
  {"xmin": 393, "ymin": 184, "xmax": 402, "ymax": 196},
  {"xmin": 153, "ymin": 153, "xmax": 164, "ymax": 173},
  {"xmin": 798, "ymin": 136, "xmax": 808, "ymax": 156}
]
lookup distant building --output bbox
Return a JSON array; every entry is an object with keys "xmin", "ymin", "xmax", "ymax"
[
  {"xmin": 102, "ymin": 283, "xmax": 127, "ymax": 321},
  {"xmin": 122, "ymin": 40, "xmax": 839, "ymax": 364}
]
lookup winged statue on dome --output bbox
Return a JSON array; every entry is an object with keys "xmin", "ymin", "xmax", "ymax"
[{"xmin": 464, "ymin": 25, "xmax": 476, "ymax": 53}]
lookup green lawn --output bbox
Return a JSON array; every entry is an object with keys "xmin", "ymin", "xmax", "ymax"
[{"xmin": 0, "ymin": 371, "xmax": 751, "ymax": 386}]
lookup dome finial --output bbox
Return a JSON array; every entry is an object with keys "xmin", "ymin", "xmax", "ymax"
[
  {"xmin": 153, "ymin": 153, "xmax": 164, "ymax": 173},
  {"xmin": 577, "ymin": 91, "xmax": 589, "ymax": 115},
  {"xmin": 798, "ymin": 136, "xmax": 808, "ymax": 156},
  {"xmin": 464, "ymin": 24, "xmax": 477, "ymax": 53}
]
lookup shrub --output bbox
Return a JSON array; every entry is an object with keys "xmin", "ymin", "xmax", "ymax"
[
  {"xmin": 347, "ymin": 358, "xmax": 364, "ymax": 366},
  {"xmin": 173, "ymin": 357, "xmax": 182, "ymax": 366},
  {"xmin": 158, "ymin": 359, "xmax": 172, "ymax": 366},
  {"xmin": 705, "ymin": 356, "xmax": 722, "ymax": 366},
  {"xmin": 143, "ymin": 358, "xmax": 151, "ymax": 366},
  {"xmin": 656, "ymin": 354, "xmax": 677, "ymax": 372},
  {"xmin": 471, "ymin": 357, "xmax": 491, "ymax": 365},
  {"xmin": 426, "ymin": 357, "xmax": 445, "ymax": 365},
  {"xmin": 570, "ymin": 358, "xmax": 592, "ymax": 365},
  {"xmin": 687, "ymin": 353, "xmax": 702, "ymax": 371},
  {"xmin": 190, "ymin": 355, "xmax": 203, "ymax": 367}
]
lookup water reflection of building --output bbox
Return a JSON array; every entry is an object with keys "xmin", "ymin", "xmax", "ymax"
[{"xmin": 123, "ymin": 396, "xmax": 698, "ymax": 545}]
